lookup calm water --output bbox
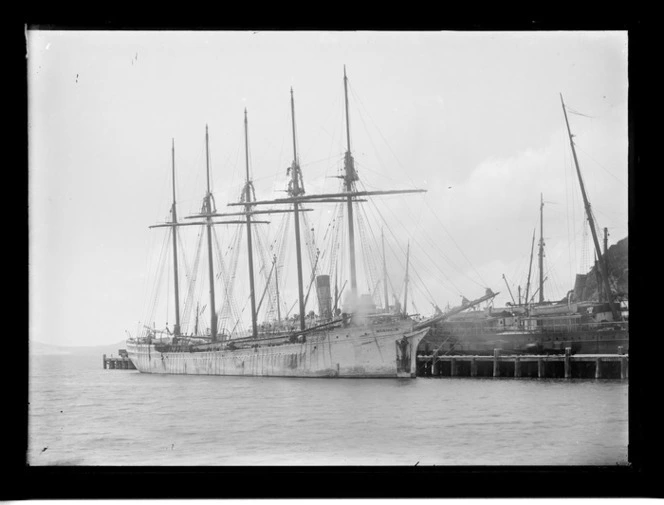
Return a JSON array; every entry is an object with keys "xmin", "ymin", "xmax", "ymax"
[{"xmin": 28, "ymin": 353, "xmax": 628, "ymax": 466}]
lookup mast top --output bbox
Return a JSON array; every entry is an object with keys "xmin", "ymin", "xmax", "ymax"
[{"xmin": 560, "ymin": 92, "xmax": 620, "ymax": 319}]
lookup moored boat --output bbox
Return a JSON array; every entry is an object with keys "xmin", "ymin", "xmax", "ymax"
[
  {"xmin": 420, "ymin": 94, "xmax": 628, "ymax": 357},
  {"xmin": 126, "ymin": 67, "xmax": 445, "ymax": 378}
]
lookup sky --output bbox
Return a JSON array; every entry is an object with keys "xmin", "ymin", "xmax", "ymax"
[{"xmin": 28, "ymin": 30, "xmax": 628, "ymax": 347}]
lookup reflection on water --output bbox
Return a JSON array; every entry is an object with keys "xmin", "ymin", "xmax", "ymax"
[{"xmin": 28, "ymin": 354, "xmax": 628, "ymax": 466}]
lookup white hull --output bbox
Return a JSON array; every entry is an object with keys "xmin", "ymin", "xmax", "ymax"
[{"xmin": 127, "ymin": 320, "xmax": 428, "ymax": 378}]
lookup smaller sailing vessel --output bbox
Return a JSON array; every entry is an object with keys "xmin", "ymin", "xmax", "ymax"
[{"xmin": 126, "ymin": 68, "xmax": 448, "ymax": 377}]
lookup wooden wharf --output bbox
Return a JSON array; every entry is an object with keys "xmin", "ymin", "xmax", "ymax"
[
  {"xmin": 417, "ymin": 347, "xmax": 628, "ymax": 379},
  {"xmin": 103, "ymin": 349, "xmax": 136, "ymax": 370}
]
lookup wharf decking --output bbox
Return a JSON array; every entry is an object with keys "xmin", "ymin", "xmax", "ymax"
[{"xmin": 417, "ymin": 348, "xmax": 628, "ymax": 379}]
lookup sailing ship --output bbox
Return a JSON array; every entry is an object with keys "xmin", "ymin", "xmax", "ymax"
[
  {"xmin": 126, "ymin": 68, "xmax": 448, "ymax": 378},
  {"xmin": 422, "ymin": 94, "xmax": 629, "ymax": 357}
]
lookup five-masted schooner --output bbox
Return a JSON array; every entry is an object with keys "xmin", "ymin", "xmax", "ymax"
[{"xmin": 126, "ymin": 68, "xmax": 437, "ymax": 377}]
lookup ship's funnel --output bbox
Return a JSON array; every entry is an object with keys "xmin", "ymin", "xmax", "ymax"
[{"xmin": 316, "ymin": 275, "xmax": 332, "ymax": 319}]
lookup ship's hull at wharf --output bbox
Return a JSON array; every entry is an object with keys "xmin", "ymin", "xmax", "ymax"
[
  {"xmin": 126, "ymin": 323, "xmax": 429, "ymax": 378},
  {"xmin": 421, "ymin": 324, "xmax": 629, "ymax": 356}
]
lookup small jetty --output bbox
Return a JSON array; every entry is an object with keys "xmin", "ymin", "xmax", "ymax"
[
  {"xmin": 103, "ymin": 349, "xmax": 136, "ymax": 370},
  {"xmin": 417, "ymin": 347, "xmax": 628, "ymax": 379}
]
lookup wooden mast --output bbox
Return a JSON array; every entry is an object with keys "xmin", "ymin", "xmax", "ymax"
[
  {"xmin": 194, "ymin": 302, "xmax": 200, "ymax": 335},
  {"xmin": 594, "ymin": 251, "xmax": 603, "ymax": 302},
  {"xmin": 274, "ymin": 254, "xmax": 281, "ymax": 323},
  {"xmin": 382, "ymin": 228, "xmax": 389, "ymax": 312},
  {"xmin": 343, "ymin": 65, "xmax": 359, "ymax": 301},
  {"xmin": 148, "ymin": 141, "xmax": 182, "ymax": 338},
  {"xmin": 204, "ymin": 125, "xmax": 218, "ymax": 340},
  {"xmin": 403, "ymin": 241, "xmax": 410, "ymax": 316},
  {"xmin": 525, "ymin": 228, "xmax": 535, "ymax": 305},
  {"xmin": 334, "ymin": 270, "xmax": 339, "ymax": 315},
  {"xmin": 243, "ymin": 109, "xmax": 258, "ymax": 338},
  {"xmin": 603, "ymin": 227, "xmax": 609, "ymax": 303},
  {"xmin": 170, "ymin": 139, "xmax": 181, "ymax": 338},
  {"xmin": 560, "ymin": 94, "xmax": 619, "ymax": 320},
  {"xmin": 538, "ymin": 193, "xmax": 545, "ymax": 304},
  {"xmin": 289, "ymin": 87, "xmax": 307, "ymax": 331},
  {"xmin": 502, "ymin": 274, "xmax": 516, "ymax": 305}
]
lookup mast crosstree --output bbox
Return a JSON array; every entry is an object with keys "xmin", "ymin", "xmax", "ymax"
[{"xmin": 228, "ymin": 67, "xmax": 426, "ymax": 318}]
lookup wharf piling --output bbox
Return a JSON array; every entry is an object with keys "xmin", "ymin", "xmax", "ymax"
[
  {"xmin": 103, "ymin": 349, "xmax": 136, "ymax": 370},
  {"xmin": 417, "ymin": 348, "xmax": 628, "ymax": 380},
  {"xmin": 493, "ymin": 349, "xmax": 500, "ymax": 378}
]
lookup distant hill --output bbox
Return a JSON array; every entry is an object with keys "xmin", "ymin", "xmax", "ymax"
[
  {"xmin": 572, "ymin": 236, "xmax": 628, "ymax": 301},
  {"xmin": 30, "ymin": 340, "xmax": 128, "ymax": 357}
]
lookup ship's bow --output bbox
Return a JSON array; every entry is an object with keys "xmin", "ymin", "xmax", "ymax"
[{"xmin": 396, "ymin": 327, "xmax": 430, "ymax": 378}]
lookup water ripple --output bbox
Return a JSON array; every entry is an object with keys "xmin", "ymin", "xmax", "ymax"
[{"xmin": 28, "ymin": 354, "xmax": 628, "ymax": 466}]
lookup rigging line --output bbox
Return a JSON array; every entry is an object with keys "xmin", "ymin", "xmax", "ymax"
[
  {"xmin": 568, "ymin": 139, "xmax": 579, "ymax": 278},
  {"xmin": 138, "ymin": 234, "xmax": 157, "ymax": 336},
  {"xmin": 315, "ymin": 100, "xmax": 345, "ymax": 234},
  {"xmin": 543, "ymin": 259, "xmax": 563, "ymax": 302},
  {"xmin": 573, "ymin": 143, "xmax": 628, "ymax": 189},
  {"xmin": 180, "ymin": 229, "xmax": 204, "ymax": 333},
  {"xmin": 254, "ymin": 225, "xmax": 278, "ymax": 320},
  {"xmin": 299, "ymin": 153, "xmax": 344, "ymax": 170},
  {"xmin": 212, "ymin": 225, "xmax": 230, "ymax": 332},
  {"xmin": 349, "ymin": 81, "xmax": 488, "ymax": 287},
  {"xmin": 227, "ymin": 226, "xmax": 245, "ymax": 332},
  {"xmin": 359, "ymin": 200, "xmax": 422, "ymax": 306},
  {"xmin": 566, "ymin": 107, "xmax": 595, "ymax": 119},
  {"xmin": 352, "ymin": 96, "xmax": 390, "ymax": 179},
  {"xmin": 316, "ymin": 153, "xmax": 346, "ymax": 238},
  {"xmin": 332, "ymin": 203, "xmax": 347, "ymax": 280},
  {"xmin": 301, "ymin": 212, "xmax": 319, "ymax": 275},
  {"xmin": 144, "ymin": 230, "xmax": 171, "ymax": 332},
  {"xmin": 376, "ymin": 199, "xmax": 463, "ymax": 300},
  {"xmin": 322, "ymin": 203, "xmax": 344, "ymax": 283},
  {"xmin": 270, "ymin": 132, "xmax": 287, "ymax": 193},
  {"xmin": 370, "ymin": 194, "xmax": 464, "ymax": 297},
  {"xmin": 348, "ymin": 81, "xmax": 418, "ymax": 190},
  {"xmin": 153, "ymin": 165, "xmax": 173, "ymax": 226},
  {"xmin": 227, "ymin": 226, "xmax": 245, "ymax": 331},
  {"xmin": 563, "ymin": 130, "xmax": 575, "ymax": 286},
  {"xmin": 354, "ymin": 159, "xmax": 400, "ymax": 183},
  {"xmin": 177, "ymin": 232, "xmax": 193, "ymax": 287},
  {"xmin": 276, "ymin": 216, "xmax": 293, "ymax": 302},
  {"xmin": 404, "ymin": 253, "xmax": 439, "ymax": 307},
  {"xmin": 186, "ymin": 231, "xmax": 206, "ymax": 335},
  {"xmin": 137, "ymin": 230, "xmax": 159, "ymax": 335},
  {"xmin": 509, "ymin": 248, "xmax": 529, "ymax": 293},
  {"xmin": 214, "ymin": 225, "xmax": 241, "ymax": 335},
  {"xmin": 148, "ymin": 230, "xmax": 171, "ymax": 321},
  {"xmin": 422, "ymin": 194, "xmax": 489, "ymax": 287},
  {"xmin": 302, "ymin": 87, "xmax": 343, "ymax": 162},
  {"xmin": 592, "ymin": 206, "xmax": 626, "ymax": 229},
  {"xmin": 355, "ymin": 206, "xmax": 380, "ymax": 296},
  {"xmin": 166, "ymin": 227, "xmax": 171, "ymax": 327},
  {"xmin": 359, "ymin": 180, "xmax": 467, "ymax": 294}
]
